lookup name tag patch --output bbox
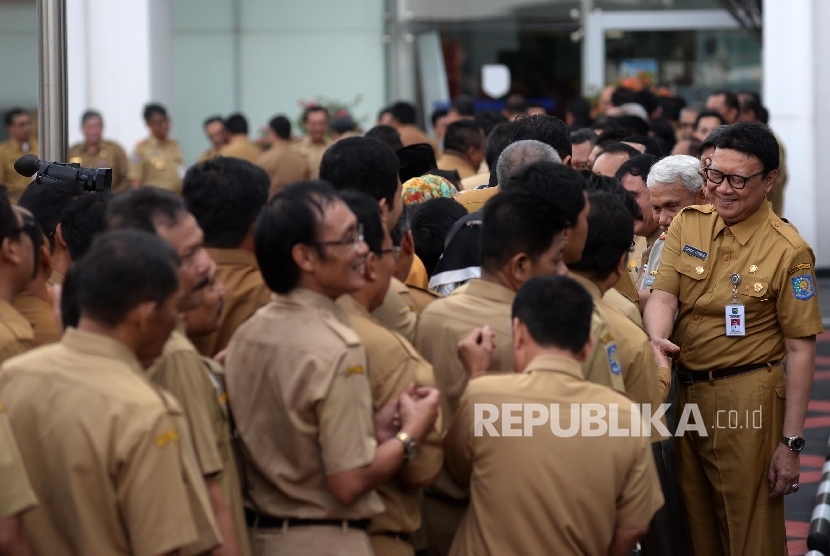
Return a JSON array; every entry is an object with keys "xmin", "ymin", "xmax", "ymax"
[
  {"xmin": 792, "ymin": 275, "xmax": 816, "ymax": 300},
  {"xmin": 347, "ymin": 365, "xmax": 366, "ymax": 376},
  {"xmin": 155, "ymin": 429, "xmax": 179, "ymax": 448},
  {"xmin": 682, "ymin": 245, "xmax": 709, "ymax": 260},
  {"xmin": 789, "ymin": 263, "xmax": 812, "ymax": 275},
  {"xmin": 607, "ymin": 344, "xmax": 622, "ymax": 375}
]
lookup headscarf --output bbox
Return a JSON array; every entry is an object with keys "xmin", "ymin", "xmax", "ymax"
[{"xmin": 401, "ymin": 174, "xmax": 458, "ymax": 205}]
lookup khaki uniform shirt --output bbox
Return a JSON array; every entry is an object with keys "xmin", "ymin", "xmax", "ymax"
[
  {"xmin": 224, "ymin": 288, "xmax": 383, "ymax": 519},
  {"xmin": 256, "ymin": 143, "xmax": 310, "ymax": 196},
  {"xmin": 408, "ymin": 286, "xmax": 440, "ymax": 315},
  {"xmin": 197, "ymin": 147, "xmax": 220, "ymax": 164},
  {"xmin": 631, "ymin": 227, "xmax": 663, "ymax": 286},
  {"xmin": 0, "ymin": 328, "xmax": 202, "ymax": 556},
  {"xmin": 653, "ymin": 202, "xmax": 824, "ymax": 371},
  {"xmin": 444, "ymin": 354, "xmax": 665, "ymax": 556},
  {"xmin": 0, "ymin": 138, "xmax": 38, "ymax": 201},
  {"xmin": 128, "ymin": 136, "xmax": 184, "ymax": 194},
  {"xmin": 218, "ymin": 135, "xmax": 262, "ymax": 164},
  {"xmin": 455, "ymin": 187, "xmax": 498, "ymax": 213},
  {"xmin": 614, "ymin": 268, "xmax": 640, "ymax": 305},
  {"xmin": 190, "ymin": 248, "xmax": 271, "ymax": 357},
  {"xmin": 437, "ymin": 153, "xmax": 476, "ymax": 180},
  {"xmin": 12, "ymin": 295, "xmax": 60, "ymax": 346},
  {"xmin": 0, "ymin": 300, "xmax": 37, "ymax": 365},
  {"xmin": 404, "ymin": 254, "xmax": 430, "ymax": 290},
  {"xmin": 47, "ymin": 270, "xmax": 64, "ymax": 287},
  {"xmin": 293, "ymin": 137, "xmax": 332, "ymax": 180},
  {"xmin": 372, "ymin": 278, "xmax": 418, "ymax": 344},
  {"xmin": 459, "ymin": 171, "xmax": 490, "ymax": 191},
  {"xmin": 68, "ymin": 139, "xmax": 129, "ymax": 191},
  {"xmin": 397, "ymin": 124, "xmax": 440, "ymax": 158},
  {"xmin": 603, "ymin": 287, "xmax": 644, "ymax": 327},
  {"xmin": 0, "ymin": 405, "xmax": 37, "ymax": 519},
  {"xmin": 338, "ymin": 295, "xmax": 443, "ymax": 534},
  {"xmin": 636, "ymin": 233, "xmax": 667, "ymax": 291}
]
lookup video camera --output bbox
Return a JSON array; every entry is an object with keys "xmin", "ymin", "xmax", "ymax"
[{"xmin": 14, "ymin": 154, "xmax": 111, "ymax": 192}]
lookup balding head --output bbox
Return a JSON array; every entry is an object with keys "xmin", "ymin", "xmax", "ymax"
[{"xmin": 495, "ymin": 140, "xmax": 561, "ymax": 186}]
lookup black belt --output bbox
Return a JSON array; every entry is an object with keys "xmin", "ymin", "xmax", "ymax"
[
  {"xmin": 675, "ymin": 361, "xmax": 781, "ymax": 385},
  {"xmin": 245, "ymin": 508, "xmax": 370, "ymax": 531}
]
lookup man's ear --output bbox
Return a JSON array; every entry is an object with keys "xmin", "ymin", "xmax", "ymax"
[
  {"xmin": 55, "ymin": 223, "xmax": 68, "ymax": 249},
  {"xmin": 613, "ymin": 253, "xmax": 627, "ymax": 280},
  {"xmin": 0, "ymin": 237, "xmax": 21, "ymax": 265},
  {"xmin": 126, "ymin": 300, "xmax": 156, "ymax": 333},
  {"xmin": 401, "ymin": 230, "xmax": 415, "ymax": 256},
  {"xmin": 763, "ymin": 170, "xmax": 777, "ymax": 196},
  {"xmin": 39, "ymin": 241, "xmax": 52, "ymax": 274},
  {"xmin": 575, "ymin": 334, "xmax": 596, "ymax": 363},
  {"xmin": 377, "ymin": 198, "xmax": 390, "ymax": 225},
  {"xmin": 508, "ymin": 252, "xmax": 531, "ymax": 284},
  {"xmin": 364, "ymin": 251, "xmax": 378, "ymax": 282},
  {"xmin": 291, "ymin": 243, "xmax": 317, "ymax": 273},
  {"xmin": 562, "ymin": 155, "xmax": 572, "ymax": 167},
  {"xmin": 695, "ymin": 188, "xmax": 708, "ymax": 204}
]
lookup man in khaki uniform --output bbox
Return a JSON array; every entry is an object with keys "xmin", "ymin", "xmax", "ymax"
[
  {"xmin": 0, "ymin": 404, "xmax": 37, "ymax": 554},
  {"xmin": 198, "ymin": 116, "xmax": 228, "ymax": 163},
  {"xmin": 294, "ymin": 106, "xmax": 332, "ymax": 179},
  {"xmin": 67, "ymin": 110, "xmax": 129, "ymax": 191},
  {"xmin": 616, "ymin": 154, "xmax": 661, "ymax": 287},
  {"xmin": 445, "ymin": 276, "xmax": 664, "ymax": 556},
  {"xmin": 0, "ymin": 193, "xmax": 38, "ymax": 363},
  {"xmin": 218, "ymin": 114, "xmax": 261, "ymax": 163},
  {"xmin": 11, "ymin": 207, "xmax": 60, "ymax": 346},
  {"xmin": 256, "ymin": 115, "xmax": 310, "ymax": 196},
  {"xmin": 436, "ymin": 121, "xmax": 484, "ymax": 182},
  {"xmin": 387, "ymin": 102, "xmax": 441, "ymax": 157},
  {"xmin": 0, "ymin": 108, "xmax": 38, "ymax": 202},
  {"xmin": 0, "ymin": 230, "xmax": 213, "ymax": 555},
  {"xmin": 128, "ymin": 103, "xmax": 185, "ymax": 193},
  {"xmin": 337, "ymin": 192, "xmax": 444, "ymax": 556},
  {"xmin": 108, "ymin": 187, "xmax": 247, "ymax": 556},
  {"xmin": 645, "ymin": 122, "xmax": 824, "ymax": 556},
  {"xmin": 224, "ymin": 182, "xmax": 439, "ymax": 556}
]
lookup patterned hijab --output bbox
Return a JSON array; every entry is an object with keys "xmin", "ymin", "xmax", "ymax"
[{"xmin": 401, "ymin": 174, "xmax": 458, "ymax": 205}]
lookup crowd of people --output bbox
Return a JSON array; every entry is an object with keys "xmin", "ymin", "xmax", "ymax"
[{"xmin": 0, "ymin": 84, "xmax": 820, "ymax": 556}]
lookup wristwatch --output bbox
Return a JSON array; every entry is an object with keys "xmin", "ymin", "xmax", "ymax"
[
  {"xmin": 781, "ymin": 435, "xmax": 806, "ymax": 452},
  {"xmin": 396, "ymin": 431, "xmax": 418, "ymax": 461}
]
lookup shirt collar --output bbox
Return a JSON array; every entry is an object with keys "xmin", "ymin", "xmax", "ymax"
[
  {"xmin": 61, "ymin": 327, "xmax": 144, "ymax": 374},
  {"xmin": 714, "ymin": 200, "xmax": 770, "ymax": 245},
  {"xmin": 645, "ymin": 226, "xmax": 662, "ymax": 248},
  {"xmin": 206, "ymin": 247, "xmax": 259, "ymax": 269},
  {"xmin": 284, "ymin": 287, "xmax": 352, "ymax": 326},
  {"xmin": 0, "ymin": 299, "xmax": 33, "ymax": 330},
  {"xmin": 465, "ymin": 278, "xmax": 516, "ymax": 305},
  {"xmin": 567, "ymin": 272, "xmax": 602, "ymax": 300},
  {"xmin": 336, "ymin": 293, "xmax": 372, "ymax": 320},
  {"xmin": 523, "ymin": 354, "xmax": 584, "ymax": 379}
]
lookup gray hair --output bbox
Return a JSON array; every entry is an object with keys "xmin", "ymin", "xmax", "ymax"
[
  {"xmin": 646, "ymin": 154, "xmax": 703, "ymax": 195},
  {"xmin": 495, "ymin": 140, "xmax": 561, "ymax": 187}
]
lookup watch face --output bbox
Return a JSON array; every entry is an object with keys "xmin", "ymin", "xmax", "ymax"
[{"xmin": 792, "ymin": 437, "xmax": 806, "ymax": 451}]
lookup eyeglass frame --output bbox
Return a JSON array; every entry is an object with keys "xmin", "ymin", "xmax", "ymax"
[
  {"xmin": 380, "ymin": 246, "xmax": 402, "ymax": 261},
  {"xmin": 703, "ymin": 167, "xmax": 766, "ymax": 190},
  {"xmin": 313, "ymin": 223, "xmax": 365, "ymax": 252}
]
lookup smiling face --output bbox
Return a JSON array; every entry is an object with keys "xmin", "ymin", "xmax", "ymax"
[
  {"xmin": 649, "ymin": 181, "xmax": 700, "ymax": 230},
  {"xmin": 621, "ymin": 173, "xmax": 656, "ymax": 237},
  {"xmin": 311, "ymin": 201, "xmax": 369, "ymax": 298},
  {"xmin": 155, "ymin": 213, "xmax": 212, "ymax": 312},
  {"xmin": 706, "ymin": 148, "xmax": 774, "ymax": 226}
]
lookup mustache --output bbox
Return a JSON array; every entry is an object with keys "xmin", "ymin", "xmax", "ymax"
[{"xmin": 191, "ymin": 275, "xmax": 210, "ymax": 294}]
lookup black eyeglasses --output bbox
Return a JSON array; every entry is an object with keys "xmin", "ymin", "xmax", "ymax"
[
  {"xmin": 380, "ymin": 246, "xmax": 401, "ymax": 261},
  {"xmin": 703, "ymin": 167, "xmax": 764, "ymax": 190},
  {"xmin": 314, "ymin": 224, "xmax": 364, "ymax": 252}
]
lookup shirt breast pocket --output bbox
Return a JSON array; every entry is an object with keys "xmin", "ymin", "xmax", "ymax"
[
  {"xmin": 674, "ymin": 258, "xmax": 710, "ymax": 307},
  {"xmin": 736, "ymin": 277, "xmax": 774, "ymax": 324}
]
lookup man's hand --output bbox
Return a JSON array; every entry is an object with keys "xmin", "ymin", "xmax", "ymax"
[
  {"xmin": 768, "ymin": 443, "xmax": 800, "ymax": 498},
  {"xmin": 400, "ymin": 385, "xmax": 440, "ymax": 442},
  {"xmin": 650, "ymin": 341, "xmax": 672, "ymax": 370},
  {"xmin": 374, "ymin": 395, "xmax": 401, "ymax": 444},
  {"xmin": 213, "ymin": 348, "xmax": 228, "ymax": 366},
  {"xmin": 458, "ymin": 326, "xmax": 496, "ymax": 379},
  {"xmin": 651, "ymin": 338, "xmax": 680, "ymax": 358}
]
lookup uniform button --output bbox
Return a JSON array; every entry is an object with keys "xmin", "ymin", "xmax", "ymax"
[
  {"xmin": 681, "ymin": 346, "xmax": 688, "ymax": 353},
  {"xmin": 725, "ymin": 229, "xmax": 732, "ymax": 235},
  {"xmin": 692, "ymin": 314, "xmax": 700, "ymax": 321},
  {"xmin": 686, "ymin": 265, "xmax": 691, "ymax": 271},
  {"xmin": 774, "ymin": 222, "xmax": 781, "ymax": 227},
  {"xmin": 745, "ymin": 285, "xmax": 750, "ymax": 291},
  {"xmin": 723, "ymin": 255, "xmax": 730, "ymax": 262}
]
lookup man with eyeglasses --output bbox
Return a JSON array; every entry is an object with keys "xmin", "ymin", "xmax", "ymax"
[
  {"xmin": 224, "ymin": 181, "xmax": 440, "ymax": 556},
  {"xmin": 0, "ymin": 109, "xmax": 38, "ymax": 203},
  {"xmin": 644, "ymin": 121, "xmax": 823, "ymax": 555}
]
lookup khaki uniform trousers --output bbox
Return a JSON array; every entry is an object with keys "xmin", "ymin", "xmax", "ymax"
[
  {"xmin": 676, "ymin": 363, "xmax": 787, "ymax": 556},
  {"xmin": 422, "ymin": 494, "xmax": 466, "ymax": 556},
  {"xmin": 250, "ymin": 524, "xmax": 373, "ymax": 556},
  {"xmin": 370, "ymin": 534, "xmax": 415, "ymax": 556}
]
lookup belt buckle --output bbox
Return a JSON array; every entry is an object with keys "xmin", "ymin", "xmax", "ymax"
[{"xmin": 675, "ymin": 366, "xmax": 692, "ymax": 385}]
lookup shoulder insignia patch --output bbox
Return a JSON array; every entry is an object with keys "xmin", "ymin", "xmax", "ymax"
[
  {"xmin": 792, "ymin": 275, "xmax": 816, "ymax": 301},
  {"xmin": 155, "ymin": 429, "xmax": 179, "ymax": 448},
  {"xmin": 682, "ymin": 244, "xmax": 709, "ymax": 260},
  {"xmin": 601, "ymin": 333, "xmax": 615, "ymax": 345},
  {"xmin": 788, "ymin": 263, "xmax": 812, "ymax": 274},
  {"xmin": 607, "ymin": 344, "xmax": 623, "ymax": 375},
  {"xmin": 347, "ymin": 365, "xmax": 365, "ymax": 376}
]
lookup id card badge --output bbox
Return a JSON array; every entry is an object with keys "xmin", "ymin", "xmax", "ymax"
[{"xmin": 725, "ymin": 304, "xmax": 745, "ymax": 336}]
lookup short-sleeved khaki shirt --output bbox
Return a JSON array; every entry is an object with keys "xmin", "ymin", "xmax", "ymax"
[
  {"xmin": 444, "ymin": 354, "xmax": 664, "ymax": 556},
  {"xmin": 636, "ymin": 233, "xmax": 666, "ymax": 291},
  {"xmin": 0, "ymin": 138, "xmax": 38, "ymax": 201},
  {"xmin": 12, "ymin": 295, "xmax": 60, "ymax": 346},
  {"xmin": 603, "ymin": 287, "xmax": 643, "ymax": 327},
  {"xmin": 0, "ymin": 328, "xmax": 200, "ymax": 556},
  {"xmin": 437, "ymin": 153, "xmax": 476, "ymax": 180},
  {"xmin": 407, "ymin": 286, "xmax": 440, "ymax": 315},
  {"xmin": 372, "ymin": 278, "xmax": 418, "ymax": 344},
  {"xmin": 255, "ymin": 143, "xmax": 310, "ymax": 196},
  {"xmin": 0, "ymin": 300, "xmax": 37, "ymax": 365},
  {"xmin": 653, "ymin": 202, "xmax": 824, "ymax": 371},
  {"xmin": 128, "ymin": 136, "xmax": 184, "ymax": 193},
  {"xmin": 224, "ymin": 288, "xmax": 383, "ymax": 519},
  {"xmin": 189, "ymin": 248, "xmax": 271, "ymax": 357},
  {"xmin": 68, "ymin": 139, "xmax": 129, "ymax": 191},
  {"xmin": 338, "ymin": 294, "xmax": 443, "ymax": 534},
  {"xmin": 397, "ymin": 124, "xmax": 440, "ymax": 158},
  {"xmin": 218, "ymin": 136, "xmax": 262, "ymax": 164},
  {"xmin": 454, "ymin": 187, "xmax": 498, "ymax": 213},
  {"xmin": 292, "ymin": 137, "xmax": 332, "ymax": 180},
  {"xmin": 0, "ymin": 405, "xmax": 37, "ymax": 519}
]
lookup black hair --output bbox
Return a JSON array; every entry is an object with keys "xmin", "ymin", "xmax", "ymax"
[
  {"xmin": 319, "ymin": 137, "xmax": 400, "ymax": 208},
  {"xmin": 303, "ymin": 105, "xmax": 329, "ymax": 122},
  {"xmin": 571, "ymin": 128, "xmax": 597, "ymax": 147},
  {"xmin": 648, "ymin": 118, "xmax": 677, "ymax": 152},
  {"xmin": 443, "ymin": 120, "xmax": 485, "ymax": 154},
  {"xmin": 224, "ymin": 113, "xmax": 249, "ymax": 135},
  {"xmin": 0, "ymin": 188, "xmax": 17, "ymax": 243},
  {"xmin": 474, "ymin": 110, "xmax": 508, "ymax": 138},
  {"xmin": 599, "ymin": 142, "xmax": 640, "ymax": 159},
  {"xmin": 581, "ymin": 170, "xmax": 642, "ymax": 222},
  {"xmin": 504, "ymin": 94, "xmax": 527, "ymax": 115},
  {"xmin": 709, "ymin": 90, "xmax": 740, "ymax": 113},
  {"xmin": 203, "ymin": 115, "xmax": 223, "ymax": 129},
  {"xmin": 143, "ymin": 103, "xmax": 167, "ymax": 123},
  {"xmin": 451, "ymin": 95, "xmax": 476, "ymax": 117},
  {"xmin": 74, "ymin": 229, "xmax": 180, "ymax": 327},
  {"xmin": 268, "ymin": 115, "xmax": 292, "ymax": 139},
  {"xmin": 4, "ymin": 108, "xmax": 27, "ymax": 127},
  {"xmin": 566, "ymin": 97, "xmax": 593, "ymax": 128},
  {"xmin": 182, "ymin": 157, "xmax": 269, "ymax": 248},
  {"xmin": 695, "ymin": 110, "xmax": 727, "ymax": 130},
  {"xmin": 81, "ymin": 110, "xmax": 103, "ymax": 126},
  {"xmin": 501, "ymin": 161, "xmax": 586, "ymax": 227},
  {"xmin": 611, "ymin": 88, "xmax": 635, "ymax": 107},
  {"xmin": 409, "ymin": 198, "xmax": 467, "ymax": 277},
  {"xmin": 658, "ymin": 96, "xmax": 687, "ymax": 122},
  {"xmin": 512, "ymin": 275, "xmax": 593, "ymax": 354},
  {"xmin": 632, "ymin": 90, "xmax": 659, "ymax": 116},
  {"xmin": 17, "ymin": 180, "xmax": 83, "ymax": 249},
  {"xmin": 485, "ymin": 122, "xmax": 512, "ymax": 187},
  {"xmin": 508, "ymin": 114, "xmax": 572, "ymax": 161},
  {"xmin": 622, "ymin": 135, "xmax": 664, "ymax": 157},
  {"xmin": 338, "ymin": 190, "xmax": 385, "ymax": 255},
  {"xmin": 364, "ymin": 125, "xmax": 404, "ymax": 152},
  {"xmin": 59, "ymin": 264, "xmax": 80, "ymax": 329},
  {"xmin": 679, "ymin": 138, "xmax": 702, "ymax": 157},
  {"xmin": 699, "ymin": 125, "xmax": 729, "ymax": 156},
  {"xmin": 390, "ymin": 206, "xmax": 411, "ymax": 247},
  {"xmin": 107, "ymin": 186, "xmax": 186, "ymax": 235},
  {"xmin": 390, "ymin": 102, "xmax": 418, "ymax": 125},
  {"xmin": 59, "ymin": 192, "xmax": 113, "ymax": 260},
  {"xmin": 430, "ymin": 108, "xmax": 448, "ymax": 128},
  {"xmin": 614, "ymin": 154, "xmax": 658, "ymax": 184},
  {"xmin": 610, "ymin": 115, "xmax": 649, "ymax": 137},
  {"xmin": 480, "ymin": 191, "xmax": 568, "ymax": 274},
  {"xmin": 254, "ymin": 180, "xmax": 340, "ymax": 294},
  {"xmin": 711, "ymin": 121, "xmax": 779, "ymax": 175},
  {"xmin": 568, "ymin": 192, "xmax": 634, "ymax": 281},
  {"xmin": 594, "ymin": 127, "xmax": 630, "ymax": 149},
  {"xmin": 378, "ymin": 106, "xmax": 393, "ymax": 122},
  {"xmin": 331, "ymin": 116, "xmax": 357, "ymax": 134},
  {"xmin": 739, "ymin": 95, "xmax": 764, "ymax": 122}
]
